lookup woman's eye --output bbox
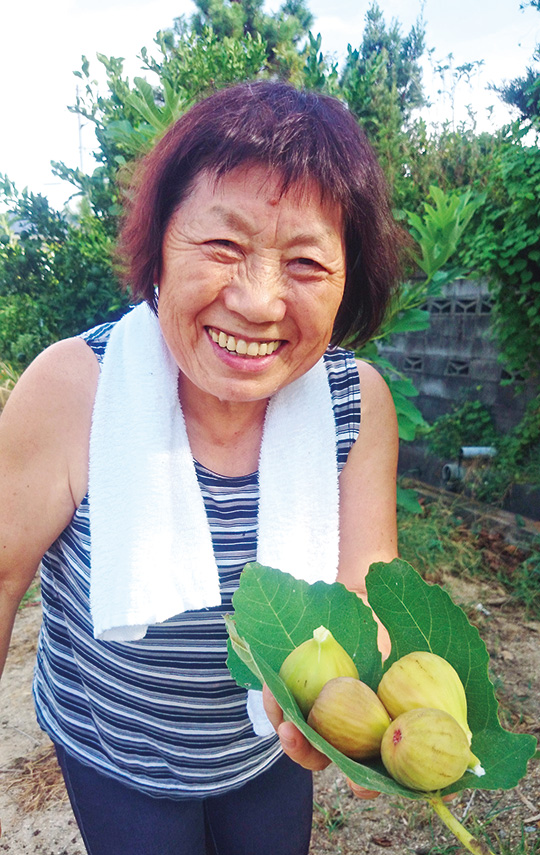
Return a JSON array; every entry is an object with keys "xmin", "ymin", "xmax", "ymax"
[
  {"xmin": 217, "ymin": 239, "xmax": 245, "ymax": 251},
  {"xmin": 204, "ymin": 239, "xmax": 242, "ymax": 259},
  {"xmin": 291, "ymin": 257, "xmax": 326, "ymax": 273}
]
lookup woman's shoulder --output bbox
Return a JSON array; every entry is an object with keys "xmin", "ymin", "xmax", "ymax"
[
  {"xmin": 353, "ymin": 358, "xmax": 394, "ymax": 413},
  {"xmin": 1, "ymin": 337, "xmax": 100, "ymax": 470},
  {"xmin": 6, "ymin": 337, "xmax": 100, "ymax": 407},
  {"xmin": 0, "ymin": 337, "xmax": 100, "ymax": 541}
]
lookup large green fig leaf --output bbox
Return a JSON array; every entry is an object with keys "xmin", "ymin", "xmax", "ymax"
[{"xmin": 226, "ymin": 559, "xmax": 537, "ymax": 799}]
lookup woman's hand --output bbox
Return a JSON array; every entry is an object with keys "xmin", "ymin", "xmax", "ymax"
[
  {"xmin": 262, "ymin": 685, "xmax": 330, "ymax": 771},
  {"xmin": 262, "ymin": 685, "xmax": 381, "ymax": 798}
]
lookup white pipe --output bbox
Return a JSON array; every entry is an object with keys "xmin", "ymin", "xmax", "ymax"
[{"xmin": 460, "ymin": 446, "xmax": 497, "ymax": 459}]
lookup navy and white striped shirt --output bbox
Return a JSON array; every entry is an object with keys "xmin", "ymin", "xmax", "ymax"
[{"xmin": 33, "ymin": 322, "xmax": 361, "ymax": 798}]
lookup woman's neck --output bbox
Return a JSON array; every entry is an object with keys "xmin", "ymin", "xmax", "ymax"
[{"xmin": 177, "ymin": 374, "xmax": 269, "ymax": 477}]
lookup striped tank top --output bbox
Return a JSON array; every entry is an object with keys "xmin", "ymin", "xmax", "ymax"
[{"xmin": 33, "ymin": 321, "xmax": 361, "ymax": 799}]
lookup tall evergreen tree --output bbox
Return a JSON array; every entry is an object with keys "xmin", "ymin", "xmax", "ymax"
[
  {"xmin": 339, "ymin": 2, "xmax": 426, "ymax": 204},
  {"xmin": 191, "ymin": 0, "xmax": 314, "ymax": 79}
]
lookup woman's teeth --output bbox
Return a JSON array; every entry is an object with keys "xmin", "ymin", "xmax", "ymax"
[{"xmin": 208, "ymin": 328, "xmax": 281, "ymax": 356}]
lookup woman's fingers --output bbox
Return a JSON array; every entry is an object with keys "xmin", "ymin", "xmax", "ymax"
[
  {"xmin": 346, "ymin": 778, "xmax": 381, "ymax": 800},
  {"xmin": 262, "ymin": 684, "xmax": 331, "ymax": 771},
  {"xmin": 277, "ymin": 720, "xmax": 331, "ymax": 771},
  {"xmin": 262, "ymin": 683, "xmax": 284, "ymax": 730}
]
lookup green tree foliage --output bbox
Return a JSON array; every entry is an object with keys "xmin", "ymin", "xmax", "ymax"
[
  {"xmin": 190, "ymin": 0, "xmax": 314, "ymax": 81},
  {"xmin": 341, "ymin": 1, "xmax": 425, "ymax": 122},
  {"xmin": 404, "ymin": 120, "xmax": 502, "ymax": 205},
  {"xmin": 492, "ymin": 1, "xmax": 540, "ymax": 124},
  {"xmin": 339, "ymin": 2, "xmax": 426, "ymax": 204},
  {"xmin": 52, "ymin": 26, "xmax": 269, "ymax": 221},
  {"xmin": 461, "ymin": 130, "xmax": 540, "ymax": 381},
  {"xmin": 0, "ymin": 177, "xmax": 129, "ymax": 368},
  {"xmin": 493, "ymin": 63, "xmax": 540, "ymax": 123}
]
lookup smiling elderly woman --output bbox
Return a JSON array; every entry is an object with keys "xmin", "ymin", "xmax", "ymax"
[{"xmin": 0, "ymin": 81, "xmax": 403, "ymax": 855}]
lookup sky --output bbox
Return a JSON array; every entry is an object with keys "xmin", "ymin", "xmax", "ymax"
[{"xmin": 1, "ymin": 0, "xmax": 538, "ymax": 210}]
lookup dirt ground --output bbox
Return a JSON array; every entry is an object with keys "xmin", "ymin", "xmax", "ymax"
[{"xmin": 1, "ymin": 572, "xmax": 539, "ymax": 855}]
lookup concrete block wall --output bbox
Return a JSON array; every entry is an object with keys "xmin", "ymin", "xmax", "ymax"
[
  {"xmin": 378, "ymin": 278, "xmax": 531, "ymax": 433},
  {"xmin": 378, "ymin": 278, "xmax": 540, "ymax": 518}
]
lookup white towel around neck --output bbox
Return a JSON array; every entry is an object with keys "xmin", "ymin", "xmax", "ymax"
[{"xmin": 88, "ymin": 303, "xmax": 340, "ymax": 649}]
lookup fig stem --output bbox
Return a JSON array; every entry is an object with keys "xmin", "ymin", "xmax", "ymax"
[
  {"xmin": 428, "ymin": 795, "xmax": 495, "ymax": 855},
  {"xmin": 312, "ymin": 626, "xmax": 330, "ymax": 643}
]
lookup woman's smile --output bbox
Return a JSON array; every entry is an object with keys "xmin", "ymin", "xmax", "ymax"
[{"xmin": 206, "ymin": 326, "xmax": 283, "ymax": 357}]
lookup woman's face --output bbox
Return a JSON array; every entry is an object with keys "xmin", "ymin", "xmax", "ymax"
[{"xmin": 157, "ymin": 164, "xmax": 346, "ymax": 410}]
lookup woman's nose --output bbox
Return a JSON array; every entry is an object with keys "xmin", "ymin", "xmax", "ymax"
[{"xmin": 223, "ymin": 262, "xmax": 286, "ymax": 323}]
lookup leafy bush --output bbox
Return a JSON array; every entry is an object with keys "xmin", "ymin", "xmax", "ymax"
[
  {"xmin": 426, "ymin": 400, "xmax": 498, "ymax": 460},
  {"xmin": 461, "ymin": 131, "xmax": 540, "ymax": 382},
  {"xmin": 426, "ymin": 395, "xmax": 540, "ymax": 506},
  {"xmin": 358, "ymin": 185, "xmax": 485, "ymax": 450},
  {"xmin": 0, "ymin": 180, "xmax": 130, "ymax": 368}
]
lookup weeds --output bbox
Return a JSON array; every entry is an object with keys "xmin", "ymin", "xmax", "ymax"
[
  {"xmin": 500, "ymin": 543, "xmax": 540, "ymax": 618},
  {"xmin": 4, "ymin": 745, "xmax": 67, "ymax": 812},
  {"xmin": 397, "ymin": 498, "xmax": 540, "ymax": 619},
  {"xmin": 312, "ymin": 799, "xmax": 348, "ymax": 835},
  {"xmin": 397, "ymin": 499, "xmax": 485, "ymax": 580},
  {"xmin": 468, "ymin": 815, "xmax": 540, "ymax": 855}
]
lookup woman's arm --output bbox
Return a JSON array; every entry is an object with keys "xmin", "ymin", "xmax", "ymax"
[
  {"xmin": 0, "ymin": 338, "xmax": 98, "ymax": 677},
  {"xmin": 337, "ymin": 359, "xmax": 398, "ymax": 585},
  {"xmin": 263, "ymin": 359, "xmax": 399, "ymax": 777},
  {"xmin": 336, "ymin": 359, "xmax": 399, "ymax": 658}
]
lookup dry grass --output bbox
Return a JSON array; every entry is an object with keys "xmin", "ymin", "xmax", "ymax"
[{"xmin": 3, "ymin": 745, "xmax": 68, "ymax": 813}]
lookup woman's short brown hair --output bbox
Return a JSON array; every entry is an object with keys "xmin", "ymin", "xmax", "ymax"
[{"xmin": 117, "ymin": 80, "xmax": 404, "ymax": 348}]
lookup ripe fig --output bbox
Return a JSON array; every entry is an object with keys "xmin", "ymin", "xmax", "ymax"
[
  {"xmin": 380, "ymin": 707, "xmax": 475, "ymax": 791},
  {"xmin": 307, "ymin": 676, "xmax": 391, "ymax": 760},
  {"xmin": 279, "ymin": 626, "xmax": 358, "ymax": 717},
  {"xmin": 377, "ymin": 651, "xmax": 473, "ymax": 740},
  {"xmin": 377, "ymin": 651, "xmax": 484, "ymax": 776}
]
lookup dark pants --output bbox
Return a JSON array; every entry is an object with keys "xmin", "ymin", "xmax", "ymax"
[{"xmin": 55, "ymin": 744, "xmax": 313, "ymax": 855}]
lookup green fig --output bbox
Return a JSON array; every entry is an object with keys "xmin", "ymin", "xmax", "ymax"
[
  {"xmin": 380, "ymin": 707, "xmax": 477, "ymax": 792},
  {"xmin": 307, "ymin": 676, "xmax": 391, "ymax": 760},
  {"xmin": 279, "ymin": 626, "xmax": 359, "ymax": 717}
]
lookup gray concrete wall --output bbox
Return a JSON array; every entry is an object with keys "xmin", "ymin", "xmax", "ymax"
[
  {"xmin": 378, "ymin": 278, "xmax": 532, "ymax": 433},
  {"xmin": 378, "ymin": 278, "xmax": 540, "ymax": 518}
]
